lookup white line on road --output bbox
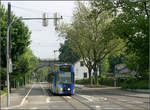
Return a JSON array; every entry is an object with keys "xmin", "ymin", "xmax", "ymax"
[
  {"xmin": 46, "ymin": 97, "xmax": 50, "ymax": 103},
  {"xmin": 1, "ymin": 84, "xmax": 34, "ymax": 109},
  {"xmin": 79, "ymin": 95, "xmax": 93, "ymax": 102},
  {"xmin": 119, "ymin": 99, "xmax": 128, "ymax": 102},
  {"xmin": 66, "ymin": 96, "xmax": 72, "ymax": 99},
  {"xmin": 132, "ymin": 101, "xmax": 144, "ymax": 104},
  {"xmin": 20, "ymin": 84, "xmax": 34, "ymax": 106},
  {"xmin": 96, "ymin": 106, "xmax": 101, "ymax": 110},
  {"xmin": 40, "ymin": 82, "xmax": 47, "ymax": 96}
]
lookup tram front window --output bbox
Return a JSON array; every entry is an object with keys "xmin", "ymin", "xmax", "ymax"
[{"xmin": 57, "ymin": 72, "xmax": 73, "ymax": 84}]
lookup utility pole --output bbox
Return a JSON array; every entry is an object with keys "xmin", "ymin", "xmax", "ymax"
[
  {"xmin": 7, "ymin": 2, "xmax": 11, "ymax": 107},
  {"xmin": 6, "ymin": 7, "xmax": 62, "ymax": 107},
  {"xmin": 8, "ymin": 2, "xmax": 12, "ymax": 94}
]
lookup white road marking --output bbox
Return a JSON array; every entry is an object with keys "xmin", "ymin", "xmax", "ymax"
[
  {"xmin": 79, "ymin": 95, "xmax": 93, "ymax": 102},
  {"xmin": 31, "ymin": 107, "xmax": 38, "ymax": 109},
  {"xmin": 119, "ymin": 99, "xmax": 128, "ymax": 102},
  {"xmin": 40, "ymin": 82, "xmax": 46, "ymax": 95},
  {"xmin": 132, "ymin": 101, "xmax": 144, "ymax": 104},
  {"xmin": 20, "ymin": 84, "xmax": 34, "ymax": 106},
  {"xmin": 1, "ymin": 84, "xmax": 34, "ymax": 109},
  {"xmin": 66, "ymin": 96, "xmax": 71, "ymax": 99},
  {"xmin": 96, "ymin": 106, "xmax": 101, "ymax": 110},
  {"xmin": 50, "ymin": 101, "xmax": 65, "ymax": 103},
  {"xmin": 104, "ymin": 98, "xmax": 107, "ymax": 101},
  {"xmin": 46, "ymin": 97, "xmax": 50, "ymax": 103}
]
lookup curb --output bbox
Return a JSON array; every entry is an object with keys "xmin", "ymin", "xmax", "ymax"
[{"xmin": 125, "ymin": 89, "xmax": 149, "ymax": 93}]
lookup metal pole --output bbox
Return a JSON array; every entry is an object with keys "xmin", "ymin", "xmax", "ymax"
[
  {"xmin": 6, "ymin": 3, "xmax": 11, "ymax": 106},
  {"xmin": 5, "ymin": 14, "xmax": 62, "ymax": 107},
  {"xmin": 0, "ymin": 1, "xmax": 2, "ymax": 108},
  {"xmin": 8, "ymin": 2, "xmax": 12, "ymax": 94},
  {"xmin": 6, "ymin": 21, "xmax": 10, "ymax": 107}
]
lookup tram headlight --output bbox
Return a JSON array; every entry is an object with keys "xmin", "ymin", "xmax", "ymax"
[
  {"xmin": 60, "ymin": 88, "xmax": 63, "ymax": 91},
  {"xmin": 68, "ymin": 88, "xmax": 70, "ymax": 91}
]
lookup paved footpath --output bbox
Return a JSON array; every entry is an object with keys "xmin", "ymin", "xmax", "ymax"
[{"xmin": 0, "ymin": 84, "xmax": 32, "ymax": 109}]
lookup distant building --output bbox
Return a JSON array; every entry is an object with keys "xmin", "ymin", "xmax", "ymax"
[
  {"xmin": 114, "ymin": 64, "xmax": 136, "ymax": 77},
  {"xmin": 74, "ymin": 60, "xmax": 89, "ymax": 80}
]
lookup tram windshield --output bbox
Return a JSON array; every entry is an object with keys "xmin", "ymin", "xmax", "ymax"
[{"xmin": 56, "ymin": 72, "xmax": 73, "ymax": 84}]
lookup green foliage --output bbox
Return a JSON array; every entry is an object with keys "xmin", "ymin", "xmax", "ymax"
[
  {"xmin": 99, "ymin": 77, "xmax": 114, "ymax": 86},
  {"xmin": 121, "ymin": 78, "xmax": 148, "ymax": 89},
  {"xmin": 1, "ymin": 90, "xmax": 5, "ymax": 95},
  {"xmin": 75, "ymin": 78, "xmax": 90, "ymax": 85},
  {"xmin": 0, "ymin": 5, "xmax": 37, "ymax": 88},
  {"xmin": 58, "ymin": 1, "xmax": 125, "ymax": 86},
  {"xmin": 36, "ymin": 67, "xmax": 48, "ymax": 81},
  {"xmin": 111, "ymin": 1, "xmax": 149, "ymax": 78},
  {"xmin": 1, "ymin": 5, "xmax": 31, "ymax": 67},
  {"xmin": 108, "ymin": 55, "xmax": 124, "ymax": 72},
  {"xmin": 11, "ymin": 48, "xmax": 39, "ymax": 80},
  {"xmin": 101, "ymin": 58, "xmax": 110, "ymax": 74},
  {"xmin": 59, "ymin": 40, "xmax": 79, "ymax": 64}
]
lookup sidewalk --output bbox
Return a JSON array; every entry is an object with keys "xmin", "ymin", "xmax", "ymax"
[{"xmin": 0, "ymin": 84, "xmax": 32, "ymax": 109}]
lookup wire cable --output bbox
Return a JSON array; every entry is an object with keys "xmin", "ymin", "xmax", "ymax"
[{"xmin": 11, "ymin": 5, "xmax": 44, "ymax": 14}]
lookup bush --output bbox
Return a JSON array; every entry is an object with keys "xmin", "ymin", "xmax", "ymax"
[
  {"xmin": 1, "ymin": 90, "xmax": 5, "ymax": 95},
  {"xmin": 75, "ymin": 78, "xmax": 90, "ymax": 85},
  {"xmin": 121, "ymin": 78, "xmax": 148, "ymax": 89},
  {"xmin": 99, "ymin": 77, "xmax": 114, "ymax": 86}
]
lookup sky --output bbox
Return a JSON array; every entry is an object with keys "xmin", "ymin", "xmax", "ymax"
[{"xmin": 2, "ymin": 1, "xmax": 76, "ymax": 60}]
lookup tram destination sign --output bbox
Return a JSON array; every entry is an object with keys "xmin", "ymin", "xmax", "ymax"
[{"xmin": 60, "ymin": 65, "xmax": 71, "ymax": 72}]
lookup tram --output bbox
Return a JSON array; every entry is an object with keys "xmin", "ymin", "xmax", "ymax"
[{"xmin": 48, "ymin": 64, "xmax": 75, "ymax": 95}]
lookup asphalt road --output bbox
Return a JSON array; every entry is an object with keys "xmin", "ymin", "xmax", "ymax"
[{"xmin": 10, "ymin": 82, "xmax": 148, "ymax": 110}]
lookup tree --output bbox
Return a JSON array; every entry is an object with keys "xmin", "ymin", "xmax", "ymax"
[
  {"xmin": 11, "ymin": 47, "xmax": 38, "ymax": 85},
  {"xmin": 59, "ymin": 40, "xmax": 79, "ymax": 64},
  {"xmin": 111, "ymin": 0, "xmax": 149, "ymax": 78},
  {"xmin": 108, "ymin": 54, "xmax": 124, "ymax": 73},
  {"xmin": 36, "ymin": 67, "xmax": 48, "ymax": 82},
  {"xmin": 1, "ymin": 5, "xmax": 31, "ymax": 67},
  {"xmin": 58, "ymin": 1, "xmax": 125, "ymax": 85}
]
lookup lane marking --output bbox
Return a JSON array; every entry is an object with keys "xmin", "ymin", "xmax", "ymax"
[
  {"xmin": 31, "ymin": 107, "xmax": 38, "ymax": 109},
  {"xmin": 96, "ymin": 106, "xmax": 101, "ymax": 110},
  {"xmin": 20, "ymin": 84, "xmax": 34, "ymax": 106},
  {"xmin": 119, "ymin": 99, "xmax": 128, "ymax": 102},
  {"xmin": 40, "ymin": 82, "xmax": 47, "ymax": 96},
  {"xmin": 104, "ymin": 98, "xmax": 107, "ymax": 101},
  {"xmin": 132, "ymin": 101, "xmax": 144, "ymax": 104},
  {"xmin": 66, "ymin": 96, "xmax": 71, "ymax": 99},
  {"xmin": 50, "ymin": 101, "xmax": 65, "ymax": 103},
  {"xmin": 79, "ymin": 95, "xmax": 93, "ymax": 102},
  {"xmin": 46, "ymin": 97, "xmax": 50, "ymax": 103}
]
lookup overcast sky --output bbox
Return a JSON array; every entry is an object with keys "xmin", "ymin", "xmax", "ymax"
[{"xmin": 2, "ymin": 1, "xmax": 76, "ymax": 60}]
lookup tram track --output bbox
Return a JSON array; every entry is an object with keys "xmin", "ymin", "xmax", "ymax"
[
  {"xmin": 105, "ymin": 95, "xmax": 148, "ymax": 110},
  {"xmin": 46, "ymin": 88, "xmax": 93, "ymax": 110},
  {"xmin": 61, "ymin": 96, "xmax": 78, "ymax": 110},
  {"xmin": 61, "ymin": 95, "xmax": 93, "ymax": 110},
  {"xmin": 46, "ymin": 87, "xmax": 147, "ymax": 110},
  {"xmin": 74, "ymin": 93, "xmax": 147, "ymax": 110},
  {"xmin": 91, "ymin": 91, "xmax": 148, "ymax": 109}
]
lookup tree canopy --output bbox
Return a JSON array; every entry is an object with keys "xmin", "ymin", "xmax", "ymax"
[{"xmin": 59, "ymin": 40, "xmax": 79, "ymax": 64}]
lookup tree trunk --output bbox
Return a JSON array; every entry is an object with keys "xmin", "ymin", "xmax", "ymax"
[
  {"xmin": 88, "ymin": 68, "xmax": 92, "ymax": 86},
  {"xmin": 98, "ymin": 60, "xmax": 102, "ymax": 85},
  {"xmin": 93, "ymin": 64, "xmax": 98, "ymax": 86}
]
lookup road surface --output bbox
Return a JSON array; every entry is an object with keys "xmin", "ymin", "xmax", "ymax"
[{"xmin": 2, "ymin": 82, "xmax": 148, "ymax": 110}]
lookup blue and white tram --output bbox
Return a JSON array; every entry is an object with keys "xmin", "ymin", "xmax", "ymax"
[{"xmin": 49, "ymin": 64, "xmax": 75, "ymax": 95}]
